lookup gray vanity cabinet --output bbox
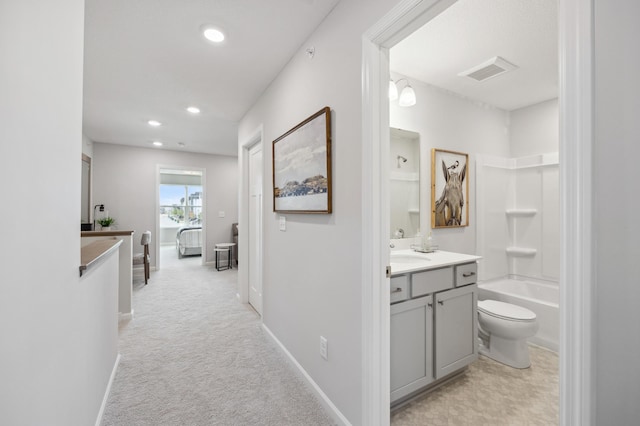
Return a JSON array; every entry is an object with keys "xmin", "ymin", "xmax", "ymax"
[
  {"xmin": 390, "ymin": 295, "xmax": 433, "ymax": 402},
  {"xmin": 390, "ymin": 260, "xmax": 479, "ymax": 405},
  {"xmin": 434, "ymin": 283, "xmax": 478, "ymax": 378}
]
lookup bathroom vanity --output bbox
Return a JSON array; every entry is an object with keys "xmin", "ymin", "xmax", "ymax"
[{"xmin": 390, "ymin": 250, "xmax": 481, "ymax": 405}]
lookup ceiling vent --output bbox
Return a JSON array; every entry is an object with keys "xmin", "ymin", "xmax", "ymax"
[{"xmin": 459, "ymin": 56, "xmax": 518, "ymax": 82}]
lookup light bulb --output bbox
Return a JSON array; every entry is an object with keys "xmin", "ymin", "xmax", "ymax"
[
  {"xmin": 398, "ymin": 85, "xmax": 416, "ymax": 107},
  {"xmin": 203, "ymin": 28, "xmax": 225, "ymax": 43}
]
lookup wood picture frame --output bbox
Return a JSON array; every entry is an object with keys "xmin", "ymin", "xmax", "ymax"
[
  {"xmin": 272, "ymin": 106, "xmax": 332, "ymax": 214},
  {"xmin": 431, "ymin": 148, "xmax": 469, "ymax": 228}
]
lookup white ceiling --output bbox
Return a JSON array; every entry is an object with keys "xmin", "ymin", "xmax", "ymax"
[
  {"xmin": 391, "ymin": 0, "xmax": 558, "ymax": 111},
  {"xmin": 83, "ymin": 0, "xmax": 340, "ymax": 156},
  {"xmin": 84, "ymin": 0, "xmax": 557, "ymax": 157}
]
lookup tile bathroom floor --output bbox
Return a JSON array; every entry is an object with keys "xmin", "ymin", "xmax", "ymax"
[{"xmin": 391, "ymin": 345, "xmax": 558, "ymax": 426}]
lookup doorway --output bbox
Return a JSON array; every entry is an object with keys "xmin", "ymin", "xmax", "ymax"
[
  {"xmin": 238, "ymin": 126, "xmax": 265, "ymax": 314},
  {"xmin": 157, "ymin": 167, "xmax": 206, "ymax": 270},
  {"xmin": 248, "ymin": 143, "xmax": 263, "ymax": 315},
  {"xmin": 362, "ymin": 0, "xmax": 594, "ymax": 424}
]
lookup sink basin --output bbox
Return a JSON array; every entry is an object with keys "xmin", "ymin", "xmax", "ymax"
[{"xmin": 390, "ymin": 253, "xmax": 430, "ymax": 264}]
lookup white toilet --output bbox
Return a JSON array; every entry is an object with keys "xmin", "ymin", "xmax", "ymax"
[{"xmin": 477, "ymin": 300, "xmax": 539, "ymax": 369}]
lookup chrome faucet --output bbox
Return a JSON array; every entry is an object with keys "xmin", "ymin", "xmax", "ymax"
[{"xmin": 390, "ymin": 243, "xmax": 395, "ymax": 248}]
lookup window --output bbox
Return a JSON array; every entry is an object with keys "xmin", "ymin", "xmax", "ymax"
[{"xmin": 160, "ymin": 184, "xmax": 203, "ymax": 228}]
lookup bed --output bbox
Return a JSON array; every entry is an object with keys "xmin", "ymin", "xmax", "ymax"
[{"xmin": 176, "ymin": 226, "xmax": 202, "ymax": 258}]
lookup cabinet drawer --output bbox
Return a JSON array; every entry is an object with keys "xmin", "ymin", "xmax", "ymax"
[
  {"xmin": 390, "ymin": 275, "xmax": 409, "ymax": 303},
  {"xmin": 411, "ymin": 267, "xmax": 453, "ymax": 297},
  {"xmin": 455, "ymin": 262, "xmax": 478, "ymax": 287}
]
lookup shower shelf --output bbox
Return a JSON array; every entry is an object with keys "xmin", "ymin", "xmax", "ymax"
[
  {"xmin": 506, "ymin": 247, "xmax": 537, "ymax": 257},
  {"xmin": 505, "ymin": 209, "xmax": 537, "ymax": 217}
]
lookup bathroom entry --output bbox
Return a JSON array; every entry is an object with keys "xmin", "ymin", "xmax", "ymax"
[
  {"xmin": 387, "ymin": 0, "xmax": 559, "ymax": 421},
  {"xmin": 157, "ymin": 167, "xmax": 205, "ymax": 270}
]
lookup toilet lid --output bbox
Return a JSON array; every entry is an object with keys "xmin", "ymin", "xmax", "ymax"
[{"xmin": 478, "ymin": 300, "xmax": 536, "ymax": 321}]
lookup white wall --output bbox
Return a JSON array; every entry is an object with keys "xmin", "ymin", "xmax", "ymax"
[
  {"xmin": 0, "ymin": 1, "xmax": 118, "ymax": 424},
  {"xmin": 390, "ymin": 77, "xmax": 511, "ymax": 255},
  {"xmin": 238, "ymin": 1, "xmax": 399, "ymax": 423},
  {"xmin": 92, "ymin": 143, "xmax": 238, "ymax": 265},
  {"xmin": 82, "ymin": 133, "xmax": 94, "ymax": 158},
  {"xmin": 509, "ymin": 99, "xmax": 558, "ymax": 157},
  {"xmin": 594, "ymin": 0, "xmax": 640, "ymax": 422}
]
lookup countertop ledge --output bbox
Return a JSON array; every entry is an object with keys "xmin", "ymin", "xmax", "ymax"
[
  {"xmin": 80, "ymin": 238, "xmax": 123, "ymax": 277},
  {"xmin": 390, "ymin": 249, "xmax": 481, "ymax": 275},
  {"xmin": 82, "ymin": 230, "xmax": 134, "ymax": 237}
]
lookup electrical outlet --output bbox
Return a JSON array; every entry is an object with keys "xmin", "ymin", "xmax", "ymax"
[
  {"xmin": 320, "ymin": 336, "xmax": 328, "ymax": 360},
  {"xmin": 218, "ymin": 211, "xmax": 225, "ymax": 218},
  {"xmin": 279, "ymin": 216, "xmax": 286, "ymax": 231}
]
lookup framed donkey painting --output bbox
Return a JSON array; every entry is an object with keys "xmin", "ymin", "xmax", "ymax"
[{"xmin": 431, "ymin": 149, "xmax": 469, "ymax": 228}]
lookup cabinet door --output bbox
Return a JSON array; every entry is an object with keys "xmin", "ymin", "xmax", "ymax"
[
  {"xmin": 435, "ymin": 284, "xmax": 478, "ymax": 379},
  {"xmin": 390, "ymin": 295, "xmax": 433, "ymax": 403}
]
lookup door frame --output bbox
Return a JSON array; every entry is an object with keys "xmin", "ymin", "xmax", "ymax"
[
  {"xmin": 361, "ymin": 0, "xmax": 595, "ymax": 425},
  {"xmin": 238, "ymin": 125, "xmax": 264, "ymax": 309},
  {"xmin": 155, "ymin": 164, "xmax": 207, "ymax": 270}
]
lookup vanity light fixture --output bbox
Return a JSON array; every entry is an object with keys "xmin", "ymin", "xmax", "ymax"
[
  {"xmin": 389, "ymin": 78, "xmax": 416, "ymax": 107},
  {"xmin": 152, "ymin": 141, "xmax": 163, "ymax": 147},
  {"xmin": 186, "ymin": 106, "xmax": 201, "ymax": 114},
  {"xmin": 397, "ymin": 79, "xmax": 416, "ymax": 107},
  {"xmin": 148, "ymin": 119, "xmax": 162, "ymax": 127},
  {"xmin": 203, "ymin": 27, "xmax": 225, "ymax": 43}
]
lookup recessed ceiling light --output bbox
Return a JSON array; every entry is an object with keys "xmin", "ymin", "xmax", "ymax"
[
  {"xmin": 148, "ymin": 120, "xmax": 162, "ymax": 126},
  {"xmin": 186, "ymin": 106, "xmax": 200, "ymax": 114},
  {"xmin": 152, "ymin": 141, "xmax": 163, "ymax": 146},
  {"xmin": 203, "ymin": 27, "xmax": 225, "ymax": 43},
  {"xmin": 177, "ymin": 142, "xmax": 186, "ymax": 147}
]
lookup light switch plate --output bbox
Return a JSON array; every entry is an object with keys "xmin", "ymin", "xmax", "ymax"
[
  {"xmin": 218, "ymin": 211, "xmax": 225, "ymax": 218},
  {"xmin": 279, "ymin": 216, "xmax": 286, "ymax": 231},
  {"xmin": 320, "ymin": 336, "xmax": 328, "ymax": 360}
]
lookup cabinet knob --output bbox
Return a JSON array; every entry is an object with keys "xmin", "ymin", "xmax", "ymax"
[
  {"xmin": 438, "ymin": 300, "xmax": 444, "ymax": 305},
  {"xmin": 427, "ymin": 302, "xmax": 433, "ymax": 308},
  {"xmin": 462, "ymin": 272, "xmax": 476, "ymax": 278},
  {"xmin": 391, "ymin": 287, "xmax": 403, "ymax": 294}
]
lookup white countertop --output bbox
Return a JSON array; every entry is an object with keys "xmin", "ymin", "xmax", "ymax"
[{"xmin": 390, "ymin": 249, "xmax": 481, "ymax": 275}]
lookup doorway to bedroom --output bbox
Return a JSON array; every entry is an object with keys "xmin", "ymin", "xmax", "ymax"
[{"xmin": 158, "ymin": 167, "xmax": 205, "ymax": 269}]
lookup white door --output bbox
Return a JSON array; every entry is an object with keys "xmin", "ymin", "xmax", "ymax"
[{"xmin": 248, "ymin": 143, "xmax": 263, "ymax": 315}]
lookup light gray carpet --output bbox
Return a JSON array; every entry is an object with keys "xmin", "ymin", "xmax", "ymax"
[{"xmin": 103, "ymin": 248, "xmax": 335, "ymax": 425}]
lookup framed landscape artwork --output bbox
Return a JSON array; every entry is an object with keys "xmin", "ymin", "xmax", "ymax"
[
  {"xmin": 272, "ymin": 106, "xmax": 332, "ymax": 214},
  {"xmin": 431, "ymin": 148, "xmax": 469, "ymax": 228}
]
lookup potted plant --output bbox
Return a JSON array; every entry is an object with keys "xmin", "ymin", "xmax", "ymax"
[{"xmin": 97, "ymin": 217, "xmax": 115, "ymax": 231}]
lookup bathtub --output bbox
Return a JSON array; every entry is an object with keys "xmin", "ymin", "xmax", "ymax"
[{"xmin": 478, "ymin": 277, "xmax": 559, "ymax": 352}]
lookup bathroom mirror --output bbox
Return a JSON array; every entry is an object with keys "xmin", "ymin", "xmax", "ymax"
[{"xmin": 390, "ymin": 128, "xmax": 420, "ymax": 239}]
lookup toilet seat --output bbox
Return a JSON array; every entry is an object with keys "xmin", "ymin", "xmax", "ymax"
[{"xmin": 478, "ymin": 300, "xmax": 536, "ymax": 322}]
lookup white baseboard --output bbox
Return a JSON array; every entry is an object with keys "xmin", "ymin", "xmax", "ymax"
[
  {"xmin": 95, "ymin": 353, "xmax": 121, "ymax": 426},
  {"xmin": 118, "ymin": 310, "xmax": 134, "ymax": 322},
  {"xmin": 262, "ymin": 324, "xmax": 352, "ymax": 426}
]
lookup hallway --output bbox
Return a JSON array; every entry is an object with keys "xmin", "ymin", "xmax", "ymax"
[{"xmin": 103, "ymin": 249, "xmax": 334, "ymax": 425}]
